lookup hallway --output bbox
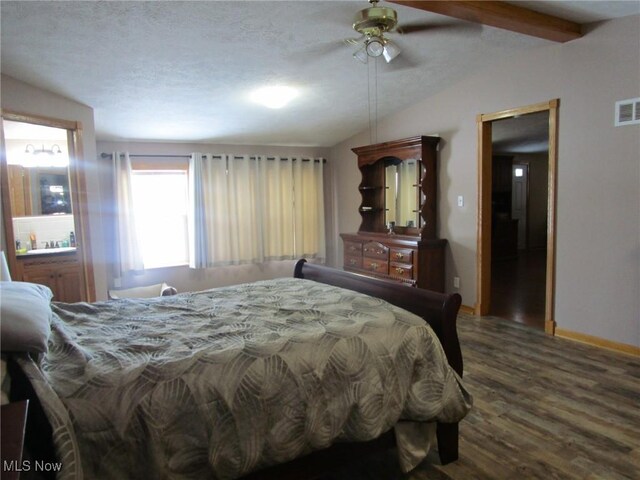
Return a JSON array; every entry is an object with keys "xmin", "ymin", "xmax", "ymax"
[{"xmin": 490, "ymin": 249, "xmax": 547, "ymax": 330}]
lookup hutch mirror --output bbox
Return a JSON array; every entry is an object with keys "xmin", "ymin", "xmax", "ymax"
[{"xmin": 353, "ymin": 135, "xmax": 440, "ymax": 239}]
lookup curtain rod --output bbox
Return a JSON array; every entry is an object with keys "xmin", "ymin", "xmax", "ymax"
[
  {"xmin": 101, "ymin": 153, "xmax": 190, "ymax": 159},
  {"xmin": 100, "ymin": 153, "xmax": 326, "ymax": 163}
]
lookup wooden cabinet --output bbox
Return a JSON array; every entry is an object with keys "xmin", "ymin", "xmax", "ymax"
[
  {"xmin": 353, "ymin": 136, "xmax": 440, "ymax": 238},
  {"xmin": 342, "ymin": 136, "xmax": 446, "ymax": 292},
  {"xmin": 341, "ymin": 232, "xmax": 446, "ymax": 292},
  {"xmin": 18, "ymin": 252, "xmax": 84, "ymax": 303}
]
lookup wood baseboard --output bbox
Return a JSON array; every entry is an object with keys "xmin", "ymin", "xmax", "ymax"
[
  {"xmin": 555, "ymin": 328, "xmax": 640, "ymax": 357},
  {"xmin": 459, "ymin": 305, "xmax": 475, "ymax": 315}
]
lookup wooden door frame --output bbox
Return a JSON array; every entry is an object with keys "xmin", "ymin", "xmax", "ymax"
[
  {"xmin": 1, "ymin": 109, "xmax": 96, "ymax": 301},
  {"xmin": 476, "ymin": 99, "xmax": 558, "ymax": 334}
]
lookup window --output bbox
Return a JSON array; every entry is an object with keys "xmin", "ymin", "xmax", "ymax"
[
  {"xmin": 130, "ymin": 170, "xmax": 189, "ymax": 269},
  {"xmin": 190, "ymin": 154, "xmax": 325, "ymax": 267}
]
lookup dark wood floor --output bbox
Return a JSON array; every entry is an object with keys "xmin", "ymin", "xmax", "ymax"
[
  {"xmin": 321, "ymin": 314, "xmax": 640, "ymax": 480},
  {"xmin": 490, "ymin": 249, "xmax": 547, "ymax": 330}
]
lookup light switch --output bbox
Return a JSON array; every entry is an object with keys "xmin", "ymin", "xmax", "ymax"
[{"xmin": 457, "ymin": 195, "xmax": 464, "ymax": 207}]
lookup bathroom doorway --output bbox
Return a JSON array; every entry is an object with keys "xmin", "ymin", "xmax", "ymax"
[{"xmin": 1, "ymin": 111, "xmax": 96, "ymax": 301}]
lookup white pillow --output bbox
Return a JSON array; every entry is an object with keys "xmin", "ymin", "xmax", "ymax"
[
  {"xmin": 108, "ymin": 282, "xmax": 173, "ymax": 299},
  {"xmin": 0, "ymin": 281, "xmax": 53, "ymax": 353}
]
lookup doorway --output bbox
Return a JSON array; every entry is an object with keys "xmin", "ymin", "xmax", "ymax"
[
  {"xmin": 476, "ymin": 100, "xmax": 558, "ymax": 335},
  {"xmin": 1, "ymin": 111, "xmax": 96, "ymax": 301}
]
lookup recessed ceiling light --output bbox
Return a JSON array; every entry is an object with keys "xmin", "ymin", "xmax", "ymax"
[{"xmin": 250, "ymin": 86, "xmax": 299, "ymax": 109}]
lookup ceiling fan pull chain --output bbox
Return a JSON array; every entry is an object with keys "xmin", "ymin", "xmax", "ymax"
[{"xmin": 374, "ymin": 56, "xmax": 378, "ymax": 144}]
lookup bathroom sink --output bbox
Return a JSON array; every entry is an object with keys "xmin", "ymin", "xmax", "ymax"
[{"xmin": 18, "ymin": 247, "xmax": 76, "ymax": 256}]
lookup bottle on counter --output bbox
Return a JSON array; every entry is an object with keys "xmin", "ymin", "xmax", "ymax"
[{"xmin": 69, "ymin": 231, "xmax": 76, "ymax": 247}]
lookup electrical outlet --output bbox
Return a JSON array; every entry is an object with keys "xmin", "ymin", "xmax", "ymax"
[
  {"xmin": 453, "ymin": 276, "xmax": 460, "ymax": 289},
  {"xmin": 457, "ymin": 195, "xmax": 464, "ymax": 207}
]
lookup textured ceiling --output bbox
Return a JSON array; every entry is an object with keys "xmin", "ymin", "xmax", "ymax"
[{"xmin": 1, "ymin": 1, "xmax": 638, "ymax": 147}]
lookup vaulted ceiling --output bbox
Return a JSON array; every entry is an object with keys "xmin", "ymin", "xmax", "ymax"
[{"xmin": 1, "ymin": 1, "xmax": 638, "ymax": 147}]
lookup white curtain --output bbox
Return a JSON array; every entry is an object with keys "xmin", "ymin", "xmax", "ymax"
[
  {"xmin": 188, "ymin": 152, "xmax": 208, "ymax": 268},
  {"xmin": 189, "ymin": 154, "xmax": 325, "ymax": 268},
  {"xmin": 293, "ymin": 157, "xmax": 325, "ymax": 260},
  {"xmin": 112, "ymin": 152, "xmax": 144, "ymax": 277},
  {"xmin": 258, "ymin": 156, "xmax": 294, "ymax": 260}
]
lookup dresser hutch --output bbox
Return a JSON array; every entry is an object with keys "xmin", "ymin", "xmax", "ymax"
[{"xmin": 340, "ymin": 135, "xmax": 446, "ymax": 292}]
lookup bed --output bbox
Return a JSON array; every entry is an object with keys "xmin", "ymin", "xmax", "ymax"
[{"xmin": 1, "ymin": 259, "xmax": 471, "ymax": 479}]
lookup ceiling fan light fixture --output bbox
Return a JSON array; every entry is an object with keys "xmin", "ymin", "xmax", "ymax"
[
  {"xmin": 365, "ymin": 36, "xmax": 385, "ymax": 57},
  {"xmin": 382, "ymin": 39, "xmax": 401, "ymax": 63},
  {"xmin": 353, "ymin": 45, "xmax": 369, "ymax": 64}
]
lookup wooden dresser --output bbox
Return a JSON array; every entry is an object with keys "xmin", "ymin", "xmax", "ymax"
[
  {"xmin": 341, "ymin": 135, "xmax": 446, "ymax": 293},
  {"xmin": 341, "ymin": 232, "xmax": 446, "ymax": 292}
]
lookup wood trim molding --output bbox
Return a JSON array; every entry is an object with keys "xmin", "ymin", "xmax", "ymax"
[
  {"xmin": 475, "ymin": 115, "xmax": 492, "ymax": 316},
  {"xmin": 389, "ymin": 1, "xmax": 582, "ymax": 43},
  {"xmin": 555, "ymin": 328, "xmax": 640, "ymax": 357},
  {"xmin": 68, "ymin": 127, "xmax": 96, "ymax": 302},
  {"xmin": 0, "ymin": 123, "xmax": 19, "ymax": 278},
  {"xmin": 459, "ymin": 304, "xmax": 475, "ymax": 315},
  {"xmin": 1, "ymin": 109, "xmax": 79, "ymax": 131},
  {"xmin": 476, "ymin": 99, "xmax": 559, "ymax": 333},
  {"xmin": 545, "ymin": 99, "xmax": 560, "ymax": 335}
]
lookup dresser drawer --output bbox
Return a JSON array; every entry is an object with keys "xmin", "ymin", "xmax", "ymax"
[
  {"xmin": 344, "ymin": 241, "xmax": 363, "ymax": 257},
  {"xmin": 362, "ymin": 242, "xmax": 389, "ymax": 260},
  {"xmin": 344, "ymin": 255, "xmax": 363, "ymax": 269},
  {"xmin": 389, "ymin": 262, "xmax": 414, "ymax": 280},
  {"xmin": 363, "ymin": 258, "xmax": 388, "ymax": 274},
  {"xmin": 390, "ymin": 248, "xmax": 414, "ymax": 264}
]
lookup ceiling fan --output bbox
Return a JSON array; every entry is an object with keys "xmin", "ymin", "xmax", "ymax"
[{"xmin": 348, "ymin": 0, "xmax": 433, "ymax": 64}]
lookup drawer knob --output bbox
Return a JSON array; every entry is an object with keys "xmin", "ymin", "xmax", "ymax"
[
  {"xmin": 395, "ymin": 267, "xmax": 405, "ymax": 275},
  {"xmin": 349, "ymin": 259, "xmax": 357, "ymax": 266},
  {"xmin": 395, "ymin": 252, "xmax": 404, "ymax": 259},
  {"xmin": 370, "ymin": 262, "xmax": 379, "ymax": 270}
]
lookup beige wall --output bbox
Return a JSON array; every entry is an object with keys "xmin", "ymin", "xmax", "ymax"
[
  {"xmin": 1, "ymin": 75, "xmax": 109, "ymax": 299},
  {"xmin": 97, "ymin": 140, "xmax": 331, "ymax": 294},
  {"xmin": 329, "ymin": 16, "xmax": 640, "ymax": 347}
]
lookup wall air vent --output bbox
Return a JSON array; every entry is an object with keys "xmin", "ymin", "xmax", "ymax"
[{"xmin": 615, "ymin": 97, "xmax": 640, "ymax": 126}]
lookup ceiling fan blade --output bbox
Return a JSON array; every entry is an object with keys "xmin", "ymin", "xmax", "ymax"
[
  {"xmin": 288, "ymin": 40, "xmax": 350, "ymax": 64},
  {"xmin": 385, "ymin": 54, "xmax": 416, "ymax": 71},
  {"xmin": 344, "ymin": 35, "xmax": 366, "ymax": 46},
  {"xmin": 395, "ymin": 22, "xmax": 433, "ymax": 34}
]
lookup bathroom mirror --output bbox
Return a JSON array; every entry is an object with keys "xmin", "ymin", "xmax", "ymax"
[
  {"xmin": 3, "ymin": 120, "xmax": 73, "ymax": 217},
  {"xmin": 8, "ymin": 165, "xmax": 72, "ymax": 216},
  {"xmin": 384, "ymin": 158, "xmax": 420, "ymax": 229}
]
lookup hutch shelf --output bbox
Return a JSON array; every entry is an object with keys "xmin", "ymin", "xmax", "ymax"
[{"xmin": 340, "ymin": 135, "xmax": 446, "ymax": 292}]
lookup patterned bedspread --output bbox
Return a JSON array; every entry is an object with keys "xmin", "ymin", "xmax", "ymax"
[{"xmin": 18, "ymin": 278, "xmax": 472, "ymax": 479}]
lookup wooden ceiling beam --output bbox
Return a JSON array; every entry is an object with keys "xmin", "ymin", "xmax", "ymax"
[{"xmin": 388, "ymin": 1, "xmax": 583, "ymax": 43}]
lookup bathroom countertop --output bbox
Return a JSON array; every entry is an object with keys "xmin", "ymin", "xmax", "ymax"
[{"xmin": 16, "ymin": 247, "xmax": 77, "ymax": 258}]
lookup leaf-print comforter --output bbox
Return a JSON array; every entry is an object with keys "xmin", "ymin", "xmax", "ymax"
[{"xmin": 18, "ymin": 278, "xmax": 472, "ymax": 479}]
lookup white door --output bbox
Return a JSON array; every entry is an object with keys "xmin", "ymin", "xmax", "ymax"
[{"xmin": 512, "ymin": 164, "xmax": 528, "ymax": 250}]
